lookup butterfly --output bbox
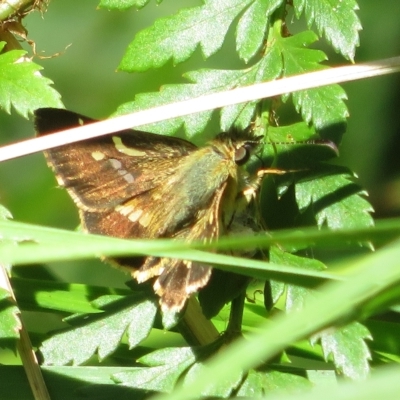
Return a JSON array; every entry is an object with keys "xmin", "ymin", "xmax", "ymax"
[{"xmin": 35, "ymin": 108, "xmax": 281, "ymax": 312}]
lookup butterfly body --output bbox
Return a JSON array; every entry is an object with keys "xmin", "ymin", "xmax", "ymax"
[{"xmin": 35, "ymin": 108, "xmax": 263, "ymax": 311}]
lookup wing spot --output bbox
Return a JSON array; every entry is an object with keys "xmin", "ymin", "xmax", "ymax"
[
  {"xmin": 109, "ymin": 158, "xmax": 135, "ymax": 183},
  {"xmin": 139, "ymin": 212, "xmax": 152, "ymax": 227},
  {"xmin": 112, "ymin": 136, "xmax": 147, "ymax": 156},
  {"xmin": 91, "ymin": 151, "xmax": 106, "ymax": 161},
  {"xmin": 128, "ymin": 209, "xmax": 143, "ymax": 222},
  {"xmin": 109, "ymin": 158, "xmax": 122, "ymax": 169},
  {"xmin": 115, "ymin": 204, "xmax": 134, "ymax": 216},
  {"xmin": 122, "ymin": 172, "xmax": 135, "ymax": 184}
]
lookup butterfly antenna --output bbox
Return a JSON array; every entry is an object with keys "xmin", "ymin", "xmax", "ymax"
[
  {"xmin": 268, "ymin": 138, "xmax": 339, "ymax": 156},
  {"xmin": 255, "ymin": 139, "xmax": 338, "ymax": 177}
]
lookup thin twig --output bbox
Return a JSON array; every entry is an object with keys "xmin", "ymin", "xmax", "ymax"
[{"xmin": 0, "ymin": 265, "xmax": 51, "ymax": 400}]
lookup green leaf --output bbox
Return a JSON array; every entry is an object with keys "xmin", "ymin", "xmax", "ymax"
[
  {"xmin": 4, "ymin": 365, "xmax": 400, "ymax": 400},
  {"xmin": 293, "ymin": 0, "xmax": 361, "ymax": 61},
  {"xmin": 236, "ymin": 369, "xmax": 312, "ymax": 396},
  {"xmin": 296, "ymin": 172, "xmax": 374, "ymax": 229},
  {"xmin": 98, "ymin": 0, "xmax": 155, "ymax": 10},
  {"xmin": 183, "ymin": 360, "xmax": 243, "ymax": 397},
  {"xmin": 292, "ymin": 83, "xmax": 348, "ymax": 131},
  {"xmin": 0, "ymin": 288, "xmax": 20, "ymax": 342},
  {"xmin": 219, "ymin": 47, "xmax": 282, "ymax": 130},
  {"xmin": 270, "ymin": 247, "xmax": 326, "ymax": 275},
  {"xmin": 115, "ymin": 79, "xmax": 215, "ymax": 137},
  {"xmin": 270, "ymin": 247, "xmax": 326, "ymax": 310},
  {"xmin": 160, "ymin": 307, "xmax": 181, "ymax": 330},
  {"xmin": 315, "ymin": 322, "xmax": 372, "ymax": 380},
  {"xmin": 0, "ymin": 43, "xmax": 63, "ymax": 117},
  {"xmin": 1, "ymin": 365, "xmax": 131, "ymax": 400},
  {"xmin": 271, "ymin": 247, "xmax": 372, "ymax": 380},
  {"xmin": 116, "ymin": 47, "xmax": 282, "ymax": 136},
  {"xmin": 113, "ymin": 347, "xmax": 197, "ymax": 392},
  {"xmin": 236, "ymin": 0, "xmax": 283, "ymax": 62},
  {"xmin": 155, "ymin": 240, "xmax": 400, "ymax": 400},
  {"xmin": 307, "ymin": 369, "xmax": 337, "ymax": 388},
  {"xmin": 0, "ymin": 204, "xmax": 12, "ymax": 221},
  {"xmin": 365, "ymin": 320, "xmax": 400, "ymax": 365},
  {"xmin": 0, "ymin": 205, "xmax": 20, "ymax": 347},
  {"xmin": 11, "ymin": 277, "xmax": 130, "ymax": 314},
  {"xmin": 40, "ymin": 296, "xmax": 157, "ymax": 365},
  {"xmin": 268, "ymin": 122, "xmax": 317, "ymax": 142},
  {"xmin": 277, "ymin": 32, "xmax": 349, "ymax": 130},
  {"xmin": 119, "ymin": 0, "xmax": 253, "ymax": 72}
]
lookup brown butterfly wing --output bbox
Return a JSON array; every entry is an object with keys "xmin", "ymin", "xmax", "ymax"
[
  {"xmin": 78, "ymin": 179, "xmax": 225, "ymax": 311},
  {"xmin": 35, "ymin": 108, "xmax": 197, "ymax": 211},
  {"xmin": 35, "ymin": 108, "xmax": 234, "ymax": 311},
  {"xmin": 77, "ymin": 142, "xmax": 231, "ymax": 311},
  {"xmin": 136, "ymin": 181, "xmax": 227, "ymax": 311}
]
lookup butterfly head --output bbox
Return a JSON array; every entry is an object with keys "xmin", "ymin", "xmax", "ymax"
[{"xmin": 212, "ymin": 128, "xmax": 263, "ymax": 167}]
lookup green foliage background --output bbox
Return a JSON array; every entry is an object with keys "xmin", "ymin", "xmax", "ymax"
[
  {"xmin": 0, "ymin": 1, "xmax": 400, "ymax": 399},
  {"xmin": 0, "ymin": 0, "xmax": 399, "ymax": 230}
]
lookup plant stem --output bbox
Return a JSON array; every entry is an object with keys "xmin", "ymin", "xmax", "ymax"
[
  {"xmin": 179, "ymin": 297, "xmax": 220, "ymax": 346},
  {"xmin": 0, "ymin": 0, "xmax": 34, "ymax": 21},
  {"xmin": 0, "ymin": 265, "xmax": 51, "ymax": 400},
  {"xmin": 226, "ymin": 291, "xmax": 246, "ymax": 339}
]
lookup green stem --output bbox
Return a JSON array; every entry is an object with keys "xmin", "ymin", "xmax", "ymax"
[
  {"xmin": 0, "ymin": 0, "xmax": 36, "ymax": 21},
  {"xmin": 225, "ymin": 291, "xmax": 246, "ymax": 339},
  {"xmin": 178, "ymin": 297, "xmax": 220, "ymax": 346}
]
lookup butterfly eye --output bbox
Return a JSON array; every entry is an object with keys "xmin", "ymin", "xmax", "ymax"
[{"xmin": 234, "ymin": 143, "xmax": 252, "ymax": 166}]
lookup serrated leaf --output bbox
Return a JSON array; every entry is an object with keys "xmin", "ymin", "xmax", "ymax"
[
  {"xmin": 119, "ymin": 0, "xmax": 253, "ymax": 72},
  {"xmin": 270, "ymin": 246, "xmax": 326, "ymax": 311},
  {"xmin": 292, "ymin": 84, "xmax": 348, "ymax": 131},
  {"xmin": 268, "ymin": 122, "xmax": 317, "ymax": 142},
  {"xmin": 115, "ymin": 79, "xmax": 215, "ymax": 137},
  {"xmin": 236, "ymin": 0, "xmax": 283, "ymax": 62},
  {"xmin": 161, "ymin": 307, "xmax": 181, "ymax": 330},
  {"xmin": 0, "ymin": 288, "xmax": 21, "ymax": 342},
  {"xmin": 116, "ymin": 47, "xmax": 282, "ymax": 136},
  {"xmin": 219, "ymin": 46, "xmax": 282, "ymax": 130},
  {"xmin": 40, "ymin": 296, "xmax": 157, "ymax": 365},
  {"xmin": 278, "ymin": 30, "xmax": 325, "ymax": 68},
  {"xmin": 0, "ymin": 204, "xmax": 14, "ymax": 276},
  {"xmin": 139, "ymin": 346, "xmax": 196, "ymax": 367},
  {"xmin": 0, "ymin": 204, "xmax": 12, "ymax": 221},
  {"xmin": 49, "ymin": 366, "xmax": 147, "ymax": 398},
  {"xmin": 245, "ymin": 251, "xmax": 372, "ymax": 382},
  {"xmin": 113, "ymin": 347, "xmax": 197, "ymax": 392},
  {"xmin": 277, "ymin": 32, "xmax": 349, "ymax": 130},
  {"xmin": 314, "ymin": 322, "xmax": 372, "ymax": 380},
  {"xmin": 270, "ymin": 247, "xmax": 326, "ymax": 274},
  {"xmin": 183, "ymin": 361, "xmax": 243, "ymax": 397},
  {"xmin": 296, "ymin": 172, "xmax": 374, "ymax": 229},
  {"xmin": 98, "ymin": 0, "xmax": 153, "ymax": 10},
  {"xmin": 293, "ymin": 0, "xmax": 361, "ymax": 61},
  {"xmin": 236, "ymin": 369, "xmax": 311, "ymax": 396},
  {"xmin": 0, "ymin": 43, "xmax": 63, "ymax": 118}
]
